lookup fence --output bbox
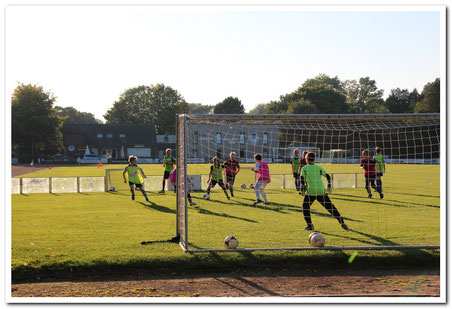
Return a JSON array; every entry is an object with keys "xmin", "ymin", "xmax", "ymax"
[{"xmin": 11, "ymin": 173, "xmax": 363, "ymax": 194}]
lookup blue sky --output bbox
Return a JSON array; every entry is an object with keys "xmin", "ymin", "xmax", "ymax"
[{"xmin": 6, "ymin": 6, "xmax": 442, "ymax": 120}]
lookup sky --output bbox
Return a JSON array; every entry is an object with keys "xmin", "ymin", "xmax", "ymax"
[{"xmin": 6, "ymin": 5, "xmax": 443, "ymax": 121}]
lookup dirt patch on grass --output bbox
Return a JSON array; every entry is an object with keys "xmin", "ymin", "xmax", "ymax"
[{"xmin": 11, "ymin": 268, "xmax": 440, "ymax": 298}]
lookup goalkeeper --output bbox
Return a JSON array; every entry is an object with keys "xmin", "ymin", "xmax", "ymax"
[
  {"xmin": 373, "ymin": 147, "xmax": 385, "ymax": 198},
  {"xmin": 300, "ymin": 152, "xmax": 348, "ymax": 231},
  {"xmin": 206, "ymin": 156, "xmax": 230, "ymax": 200},
  {"xmin": 122, "ymin": 155, "xmax": 150, "ymax": 202},
  {"xmin": 291, "ymin": 149, "xmax": 302, "ymax": 192}
]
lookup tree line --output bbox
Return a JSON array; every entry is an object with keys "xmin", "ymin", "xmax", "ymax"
[{"xmin": 11, "ymin": 74, "xmax": 440, "ymax": 161}]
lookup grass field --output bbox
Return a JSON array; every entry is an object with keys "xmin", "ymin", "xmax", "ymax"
[{"xmin": 11, "ymin": 163, "xmax": 441, "ymax": 279}]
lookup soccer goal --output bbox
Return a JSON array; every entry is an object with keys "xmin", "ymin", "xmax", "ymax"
[{"xmin": 176, "ymin": 114, "xmax": 441, "ymax": 252}]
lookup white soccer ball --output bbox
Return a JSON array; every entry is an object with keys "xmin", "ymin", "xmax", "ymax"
[
  {"xmin": 224, "ymin": 235, "xmax": 239, "ymax": 249},
  {"xmin": 109, "ymin": 186, "xmax": 115, "ymax": 191},
  {"xmin": 309, "ymin": 232, "xmax": 325, "ymax": 247},
  {"xmin": 241, "ymin": 183, "xmax": 246, "ymax": 189},
  {"xmin": 250, "ymin": 183, "xmax": 255, "ymax": 189},
  {"xmin": 203, "ymin": 193, "xmax": 210, "ymax": 200}
]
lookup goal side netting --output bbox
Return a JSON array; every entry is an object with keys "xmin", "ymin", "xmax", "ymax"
[{"xmin": 176, "ymin": 114, "xmax": 440, "ymax": 252}]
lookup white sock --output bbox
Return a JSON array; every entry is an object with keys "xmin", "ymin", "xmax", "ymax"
[
  {"xmin": 254, "ymin": 188, "xmax": 260, "ymax": 200},
  {"xmin": 260, "ymin": 191, "xmax": 268, "ymax": 203}
]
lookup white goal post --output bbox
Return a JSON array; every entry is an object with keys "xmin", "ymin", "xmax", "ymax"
[{"xmin": 176, "ymin": 113, "xmax": 440, "ymax": 253}]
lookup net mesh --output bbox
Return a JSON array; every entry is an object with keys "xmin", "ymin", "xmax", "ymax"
[{"xmin": 178, "ymin": 114, "xmax": 440, "ymax": 251}]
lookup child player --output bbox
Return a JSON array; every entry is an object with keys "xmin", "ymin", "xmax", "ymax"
[
  {"xmin": 297, "ymin": 150, "xmax": 308, "ymax": 195},
  {"xmin": 224, "ymin": 152, "xmax": 240, "ymax": 197},
  {"xmin": 374, "ymin": 147, "xmax": 385, "ymax": 198},
  {"xmin": 300, "ymin": 152, "xmax": 348, "ymax": 231},
  {"xmin": 169, "ymin": 167, "xmax": 197, "ymax": 206},
  {"xmin": 206, "ymin": 156, "xmax": 230, "ymax": 200},
  {"xmin": 291, "ymin": 149, "xmax": 301, "ymax": 192},
  {"xmin": 159, "ymin": 148, "xmax": 176, "ymax": 193},
  {"xmin": 360, "ymin": 149, "xmax": 383, "ymax": 199},
  {"xmin": 251, "ymin": 153, "xmax": 271, "ymax": 205},
  {"xmin": 122, "ymin": 155, "xmax": 150, "ymax": 202}
]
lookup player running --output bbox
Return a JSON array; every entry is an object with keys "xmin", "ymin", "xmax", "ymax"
[
  {"xmin": 159, "ymin": 148, "xmax": 176, "ymax": 194},
  {"xmin": 224, "ymin": 152, "xmax": 240, "ymax": 197},
  {"xmin": 206, "ymin": 156, "xmax": 230, "ymax": 200},
  {"xmin": 169, "ymin": 167, "xmax": 197, "ymax": 206},
  {"xmin": 361, "ymin": 149, "xmax": 383, "ymax": 199},
  {"xmin": 300, "ymin": 152, "xmax": 348, "ymax": 231},
  {"xmin": 374, "ymin": 147, "xmax": 385, "ymax": 197},
  {"xmin": 251, "ymin": 153, "xmax": 271, "ymax": 205},
  {"xmin": 122, "ymin": 155, "xmax": 150, "ymax": 202}
]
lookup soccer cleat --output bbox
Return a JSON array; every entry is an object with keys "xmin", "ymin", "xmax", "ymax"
[
  {"xmin": 146, "ymin": 198, "xmax": 150, "ymax": 203},
  {"xmin": 230, "ymin": 192, "xmax": 234, "ymax": 197},
  {"xmin": 264, "ymin": 201, "xmax": 270, "ymax": 205},
  {"xmin": 227, "ymin": 196, "xmax": 230, "ymax": 200},
  {"xmin": 158, "ymin": 190, "xmax": 165, "ymax": 194},
  {"xmin": 132, "ymin": 194, "xmax": 135, "ymax": 201},
  {"xmin": 341, "ymin": 223, "xmax": 350, "ymax": 231},
  {"xmin": 368, "ymin": 193, "xmax": 372, "ymax": 198},
  {"xmin": 190, "ymin": 201, "xmax": 197, "ymax": 206},
  {"xmin": 253, "ymin": 199, "xmax": 263, "ymax": 205},
  {"xmin": 379, "ymin": 192, "xmax": 384, "ymax": 199},
  {"xmin": 304, "ymin": 225, "xmax": 314, "ymax": 231}
]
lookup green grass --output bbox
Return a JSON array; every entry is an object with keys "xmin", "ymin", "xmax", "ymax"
[{"xmin": 11, "ymin": 163, "xmax": 441, "ymax": 280}]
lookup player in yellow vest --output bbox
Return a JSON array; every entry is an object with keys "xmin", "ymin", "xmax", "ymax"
[
  {"xmin": 206, "ymin": 156, "xmax": 230, "ymax": 200},
  {"xmin": 122, "ymin": 155, "xmax": 150, "ymax": 202},
  {"xmin": 159, "ymin": 148, "xmax": 176, "ymax": 193}
]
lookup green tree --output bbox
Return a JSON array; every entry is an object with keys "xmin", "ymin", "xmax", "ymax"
[
  {"xmin": 265, "ymin": 100, "xmax": 289, "ymax": 114},
  {"xmin": 104, "ymin": 84, "xmax": 189, "ymax": 134},
  {"xmin": 287, "ymin": 99, "xmax": 319, "ymax": 114},
  {"xmin": 302, "ymin": 73, "xmax": 346, "ymax": 94},
  {"xmin": 188, "ymin": 103, "xmax": 213, "ymax": 114},
  {"xmin": 414, "ymin": 78, "xmax": 440, "ymax": 113},
  {"xmin": 385, "ymin": 88, "xmax": 418, "ymax": 113},
  {"xmin": 248, "ymin": 103, "xmax": 269, "ymax": 114},
  {"xmin": 364, "ymin": 98, "xmax": 389, "ymax": 114},
  {"xmin": 300, "ymin": 84, "xmax": 348, "ymax": 114},
  {"xmin": 213, "ymin": 96, "xmax": 245, "ymax": 114},
  {"xmin": 345, "ymin": 77, "xmax": 384, "ymax": 113},
  {"xmin": 12, "ymin": 83, "xmax": 63, "ymax": 162},
  {"xmin": 55, "ymin": 106, "xmax": 103, "ymax": 124}
]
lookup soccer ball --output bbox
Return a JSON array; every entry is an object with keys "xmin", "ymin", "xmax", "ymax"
[
  {"xmin": 309, "ymin": 232, "xmax": 325, "ymax": 247},
  {"xmin": 203, "ymin": 193, "xmax": 210, "ymax": 200},
  {"xmin": 224, "ymin": 235, "xmax": 239, "ymax": 249},
  {"xmin": 241, "ymin": 184, "xmax": 246, "ymax": 189},
  {"xmin": 109, "ymin": 186, "xmax": 115, "ymax": 191},
  {"xmin": 250, "ymin": 183, "xmax": 255, "ymax": 189}
]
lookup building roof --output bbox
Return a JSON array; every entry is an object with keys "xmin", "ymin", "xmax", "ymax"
[{"xmin": 62, "ymin": 124, "xmax": 156, "ymax": 147}]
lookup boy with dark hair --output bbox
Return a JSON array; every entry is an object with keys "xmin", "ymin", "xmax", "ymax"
[
  {"xmin": 291, "ymin": 149, "xmax": 301, "ymax": 192},
  {"xmin": 123, "ymin": 155, "xmax": 150, "ymax": 202},
  {"xmin": 300, "ymin": 152, "xmax": 348, "ymax": 231},
  {"xmin": 206, "ymin": 156, "xmax": 230, "ymax": 200},
  {"xmin": 251, "ymin": 153, "xmax": 271, "ymax": 205},
  {"xmin": 361, "ymin": 149, "xmax": 383, "ymax": 199},
  {"xmin": 374, "ymin": 147, "xmax": 385, "ymax": 198},
  {"xmin": 224, "ymin": 152, "xmax": 240, "ymax": 197},
  {"xmin": 297, "ymin": 150, "xmax": 309, "ymax": 195}
]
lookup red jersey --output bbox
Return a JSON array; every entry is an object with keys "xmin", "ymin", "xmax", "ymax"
[
  {"xmin": 300, "ymin": 158, "xmax": 307, "ymax": 169},
  {"xmin": 360, "ymin": 158, "xmax": 376, "ymax": 177},
  {"xmin": 224, "ymin": 159, "xmax": 240, "ymax": 176}
]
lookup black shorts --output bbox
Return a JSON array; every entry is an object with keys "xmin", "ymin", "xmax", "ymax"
[
  {"xmin": 163, "ymin": 171, "xmax": 171, "ymax": 179},
  {"xmin": 376, "ymin": 172, "xmax": 383, "ymax": 177},
  {"xmin": 226, "ymin": 174, "xmax": 235, "ymax": 184},
  {"xmin": 211, "ymin": 179, "xmax": 225, "ymax": 188},
  {"xmin": 129, "ymin": 182, "xmax": 142, "ymax": 188},
  {"xmin": 293, "ymin": 172, "xmax": 300, "ymax": 179}
]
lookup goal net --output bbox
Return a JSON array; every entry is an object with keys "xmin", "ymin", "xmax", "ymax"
[{"xmin": 176, "ymin": 114, "xmax": 440, "ymax": 252}]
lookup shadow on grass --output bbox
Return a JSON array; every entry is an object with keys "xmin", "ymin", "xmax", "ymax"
[
  {"xmin": 195, "ymin": 206, "xmax": 258, "ymax": 223},
  {"xmin": 138, "ymin": 201, "xmax": 175, "ymax": 214},
  {"xmin": 334, "ymin": 193, "xmax": 440, "ymax": 209}
]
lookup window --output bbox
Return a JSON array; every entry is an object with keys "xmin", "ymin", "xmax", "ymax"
[
  {"xmin": 263, "ymin": 132, "xmax": 268, "ymax": 145},
  {"xmin": 240, "ymin": 132, "xmax": 245, "ymax": 144},
  {"xmin": 107, "ymin": 134, "xmax": 113, "ymax": 139},
  {"xmin": 97, "ymin": 134, "xmax": 103, "ymax": 138},
  {"xmin": 263, "ymin": 148, "xmax": 269, "ymax": 157},
  {"xmin": 240, "ymin": 150, "xmax": 245, "ymax": 158},
  {"xmin": 119, "ymin": 134, "xmax": 125, "ymax": 138},
  {"xmin": 216, "ymin": 132, "xmax": 222, "ymax": 145}
]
